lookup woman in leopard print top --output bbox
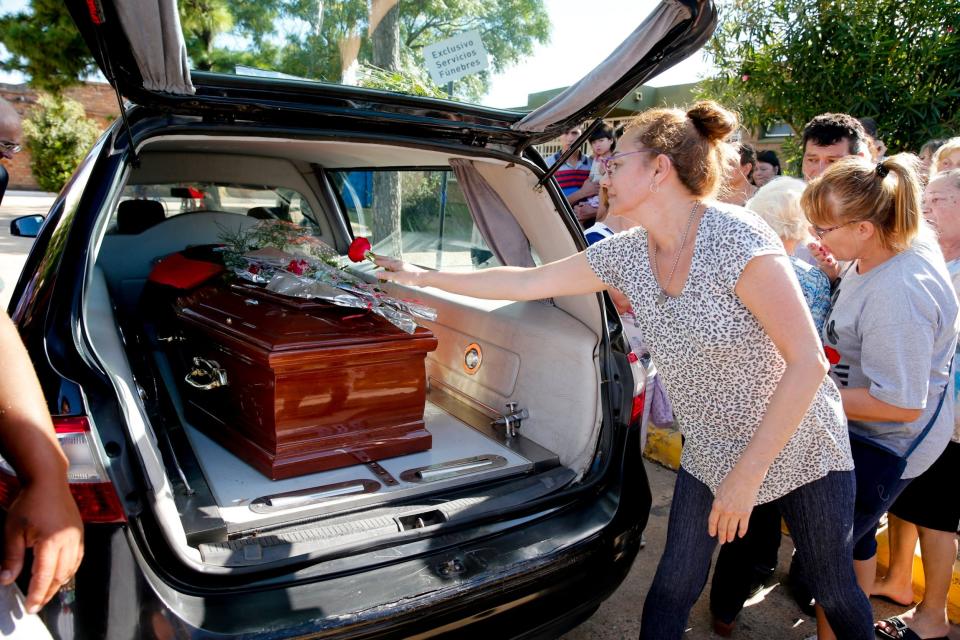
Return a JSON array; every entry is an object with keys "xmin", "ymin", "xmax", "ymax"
[{"xmin": 376, "ymin": 102, "xmax": 871, "ymax": 639}]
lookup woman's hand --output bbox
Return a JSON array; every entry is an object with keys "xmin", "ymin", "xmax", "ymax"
[
  {"xmin": 373, "ymin": 255, "xmax": 428, "ymax": 287},
  {"xmin": 3, "ymin": 480, "xmax": 83, "ymax": 612},
  {"xmin": 807, "ymin": 241, "xmax": 842, "ymax": 281},
  {"xmin": 708, "ymin": 466, "xmax": 763, "ymax": 544}
]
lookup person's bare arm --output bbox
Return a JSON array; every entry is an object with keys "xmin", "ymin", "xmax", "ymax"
[
  {"xmin": 566, "ymin": 180, "xmax": 600, "ymax": 204},
  {"xmin": 0, "ymin": 312, "xmax": 83, "ymax": 613},
  {"xmin": 839, "ymin": 388, "xmax": 923, "ymax": 423},
  {"xmin": 708, "ymin": 254, "xmax": 830, "ymax": 544},
  {"xmin": 574, "ymin": 202, "xmax": 598, "ymax": 224},
  {"xmin": 375, "ymin": 252, "xmax": 607, "ymax": 300}
]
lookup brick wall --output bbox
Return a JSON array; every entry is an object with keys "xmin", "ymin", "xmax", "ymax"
[{"xmin": 0, "ymin": 82, "xmax": 119, "ymax": 191}]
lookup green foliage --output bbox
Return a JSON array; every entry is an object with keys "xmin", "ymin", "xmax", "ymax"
[
  {"xmin": 699, "ymin": 0, "xmax": 960, "ymax": 154},
  {"xmin": 0, "ymin": 0, "xmax": 96, "ymax": 92},
  {"xmin": 2, "ymin": 0, "xmax": 548, "ymax": 104},
  {"xmin": 400, "ymin": 171, "xmax": 443, "ymax": 232},
  {"xmin": 21, "ymin": 95, "xmax": 101, "ymax": 193},
  {"xmin": 357, "ymin": 63, "xmax": 446, "ymax": 98}
]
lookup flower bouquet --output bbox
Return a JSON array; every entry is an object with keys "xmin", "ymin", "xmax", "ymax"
[{"xmin": 218, "ymin": 222, "xmax": 436, "ymax": 333}]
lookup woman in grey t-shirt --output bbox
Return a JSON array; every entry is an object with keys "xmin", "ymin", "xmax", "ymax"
[
  {"xmin": 377, "ymin": 102, "xmax": 872, "ymax": 639},
  {"xmin": 803, "ymin": 155, "xmax": 959, "ymax": 640}
]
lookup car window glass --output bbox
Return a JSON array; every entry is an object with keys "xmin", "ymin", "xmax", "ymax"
[
  {"xmin": 108, "ymin": 182, "xmax": 319, "ymax": 232},
  {"xmin": 331, "ymin": 168, "xmax": 536, "ymax": 271}
]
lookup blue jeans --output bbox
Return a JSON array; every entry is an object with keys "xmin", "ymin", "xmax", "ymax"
[{"xmin": 639, "ymin": 468, "xmax": 873, "ymax": 640}]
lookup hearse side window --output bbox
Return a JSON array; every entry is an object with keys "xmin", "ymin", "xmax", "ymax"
[
  {"xmin": 331, "ymin": 169, "xmax": 505, "ymax": 272},
  {"xmin": 108, "ymin": 182, "xmax": 320, "ymax": 233}
]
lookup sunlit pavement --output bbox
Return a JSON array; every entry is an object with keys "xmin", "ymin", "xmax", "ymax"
[
  {"xmin": 561, "ymin": 460, "xmax": 960, "ymax": 640},
  {"xmin": 0, "ymin": 191, "xmax": 54, "ymax": 310}
]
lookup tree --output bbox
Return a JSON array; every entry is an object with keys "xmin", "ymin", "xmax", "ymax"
[
  {"xmin": 0, "ymin": 0, "xmax": 97, "ymax": 93},
  {"xmin": 699, "ymin": 0, "xmax": 960, "ymax": 155},
  {"xmin": 3, "ymin": 0, "xmax": 548, "ymax": 105},
  {"xmin": 22, "ymin": 95, "xmax": 102, "ymax": 193}
]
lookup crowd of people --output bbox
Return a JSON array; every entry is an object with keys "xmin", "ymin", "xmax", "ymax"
[
  {"xmin": 1, "ymin": 84, "xmax": 958, "ymax": 637},
  {"xmin": 377, "ymin": 105, "xmax": 960, "ymax": 640}
]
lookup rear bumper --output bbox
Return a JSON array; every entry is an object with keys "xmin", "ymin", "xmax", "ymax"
[{"xmin": 43, "ymin": 431, "xmax": 649, "ymax": 639}]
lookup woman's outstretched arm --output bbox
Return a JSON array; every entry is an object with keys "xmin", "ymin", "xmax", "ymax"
[{"xmin": 374, "ymin": 252, "xmax": 607, "ymax": 301}]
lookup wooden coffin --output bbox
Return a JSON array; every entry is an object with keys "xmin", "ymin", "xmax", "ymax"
[{"xmin": 169, "ymin": 282, "xmax": 438, "ymax": 480}]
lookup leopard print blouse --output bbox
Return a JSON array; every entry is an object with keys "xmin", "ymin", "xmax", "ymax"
[{"xmin": 587, "ymin": 204, "xmax": 853, "ymax": 504}]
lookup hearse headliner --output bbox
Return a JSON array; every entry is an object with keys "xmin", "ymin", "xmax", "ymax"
[{"xmin": 137, "ymin": 136, "xmax": 517, "ymax": 170}]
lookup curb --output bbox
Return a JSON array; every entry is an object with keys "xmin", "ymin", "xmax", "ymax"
[{"xmin": 642, "ymin": 423, "xmax": 960, "ymax": 623}]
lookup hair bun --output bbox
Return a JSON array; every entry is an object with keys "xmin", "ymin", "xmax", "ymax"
[{"xmin": 686, "ymin": 100, "xmax": 739, "ymax": 143}]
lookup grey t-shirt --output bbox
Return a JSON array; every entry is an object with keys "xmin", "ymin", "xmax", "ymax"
[{"xmin": 822, "ymin": 231, "xmax": 959, "ymax": 478}]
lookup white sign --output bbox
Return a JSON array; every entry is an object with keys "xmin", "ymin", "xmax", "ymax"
[{"xmin": 422, "ymin": 30, "xmax": 489, "ymax": 86}]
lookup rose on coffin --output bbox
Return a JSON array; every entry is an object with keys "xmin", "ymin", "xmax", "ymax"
[{"xmin": 348, "ymin": 237, "xmax": 376, "ymax": 263}]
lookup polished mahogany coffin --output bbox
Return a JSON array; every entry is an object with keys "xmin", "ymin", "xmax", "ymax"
[{"xmin": 169, "ymin": 282, "xmax": 438, "ymax": 479}]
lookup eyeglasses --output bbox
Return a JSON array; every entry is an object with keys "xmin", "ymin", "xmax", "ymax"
[
  {"xmin": 812, "ymin": 220, "xmax": 857, "ymax": 239},
  {"xmin": 600, "ymin": 149, "xmax": 657, "ymax": 177},
  {"xmin": 0, "ymin": 141, "xmax": 21, "ymax": 155}
]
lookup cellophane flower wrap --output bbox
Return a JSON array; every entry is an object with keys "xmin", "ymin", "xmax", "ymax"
[{"xmin": 219, "ymin": 221, "xmax": 436, "ymax": 333}]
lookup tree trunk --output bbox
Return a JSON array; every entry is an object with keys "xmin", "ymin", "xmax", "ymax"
[{"xmin": 370, "ymin": 3, "xmax": 402, "ymax": 255}]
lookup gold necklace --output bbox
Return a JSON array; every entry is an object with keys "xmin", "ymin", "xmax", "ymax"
[{"xmin": 651, "ymin": 201, "xmax": 701, "ymax": 306}]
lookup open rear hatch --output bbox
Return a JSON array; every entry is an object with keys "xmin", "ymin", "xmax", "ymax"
[{"xmin": 66, "ymin": 0, "xmax": 716, "ymax": 146}]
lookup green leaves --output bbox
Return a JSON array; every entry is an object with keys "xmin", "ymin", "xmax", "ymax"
[
  {"xmin": 3, "ymin": 0, "xmax": 548, "ymax": 105},
  {"xmin": 699, "ymin": 0, "xmax": 960, "ymax": 156},
  {"xmin": 0, "ymin": 0, "xmax": 96, "ymax": 92},
  {"xmin": 21, "ymin": 95, "xmax": 101, "ymax": 193}
]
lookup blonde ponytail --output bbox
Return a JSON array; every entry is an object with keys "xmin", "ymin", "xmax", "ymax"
[{"xmin": 802, "ymin": 153, "xmax": 922, "ymax": 252}]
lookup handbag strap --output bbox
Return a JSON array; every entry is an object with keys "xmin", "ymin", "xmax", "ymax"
[{"xmin": 903, "ymin": 356, "xmax": 954, "ymax": 458}]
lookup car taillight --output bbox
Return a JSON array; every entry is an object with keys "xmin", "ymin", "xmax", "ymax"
[
  {"xmin": 627, "ymin": 352, "xmax": 647, "ymax": 425},
  {"xmin": 0, "ymin": 417, "xmax": 126, "ymax": 523}
]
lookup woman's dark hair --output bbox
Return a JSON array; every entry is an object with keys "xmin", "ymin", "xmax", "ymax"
[
  {"xmin": 858, "ymin": 117, "xmax": 879, "ymax": 139},
  {"xmin": 623, "ymin": 100, "xmax": 739, "ymax": 197},
  {"xmin": 920, "ymin": 138, "xmax": 946, "ymax": 157},
  {"xmin": 756, "ymin": 150, "xmax": 782, "ymax": 175},
  {"xmin": 739, "ymin": 143, "xmax": 756, "ymax": 168}
]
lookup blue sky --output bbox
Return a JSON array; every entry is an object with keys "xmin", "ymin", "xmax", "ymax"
[{"xmin": 0, "ymin": 0, "xmax": 714, "ymax": 107}]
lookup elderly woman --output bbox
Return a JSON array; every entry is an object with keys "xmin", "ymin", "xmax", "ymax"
[
  {"xmin": 873, "ymin": 168, "xmax": 960, "ymax": 640},
  {"xmin": 750, "ymin": 177, "xmax": 831, "ymax": 332},
  {"xmin": 930, "ymin": 137, "xmax": 960, "ymax": 176},
  {"xmin": 708, "ymin": 177, "xmax": 832, "ymax": 636}
]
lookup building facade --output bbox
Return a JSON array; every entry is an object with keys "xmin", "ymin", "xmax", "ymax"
[{"xmin": 1, "ymin": 82, "xmax": 119, "ymax": 191}]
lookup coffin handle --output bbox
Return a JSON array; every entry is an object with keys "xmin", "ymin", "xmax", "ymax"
[{"xmin": 184, "ymin": 357, "xmax": 228, "ymax": 390}]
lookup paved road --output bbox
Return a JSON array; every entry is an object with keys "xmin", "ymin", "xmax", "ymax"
[
  {"xmin": 0, "ymin": 191, "xmax": 54, "ymax": 309},
  {"xmin": 559, "ymin": 459, "xmax": 956, "ymax": 640}
]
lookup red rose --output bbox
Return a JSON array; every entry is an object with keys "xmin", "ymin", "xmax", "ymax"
[
  {"xmin": 248, "ymin": 264, "xmax": 261, "ymax": 275},
  {"xmin": 287, "ymin": 259, "xmax": 307, "ymax": 275},
  {"xmin": 823, "ymin": 346, "xmax": 841, "ymax": 366},
  {"xmin": 348, "ymin": 237, "xmax": 373, "ymax": 263}
]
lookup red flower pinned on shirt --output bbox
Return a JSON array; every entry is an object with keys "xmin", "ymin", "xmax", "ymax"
[
  {"xmin": 348, "ymin": 237, "xmax": 375, "ymax": 263},
  {"xmin": 823, "ymin": 345, "xmax": 841, "ymax": 366},
  {"xmin": 287, "ymin": 259, "xmax": 308, "ymax": 275},
  {"xmin": 247, "ymin": 264, "xmax": 261, "ymax": 275}
]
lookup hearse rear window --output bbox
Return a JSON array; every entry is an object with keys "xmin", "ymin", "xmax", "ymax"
[
  {"xmin": 331, "ymin": 168, "xmax": 503, "ymax": 272},
  {"xmin": 108, "ymin": 183, "xmax": 319, "ymax": 234}
]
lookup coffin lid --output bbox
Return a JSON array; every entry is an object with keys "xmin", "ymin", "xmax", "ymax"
[{"xmin": 176, "ymin": 284, "xmax": 433, "ymax": 356}]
